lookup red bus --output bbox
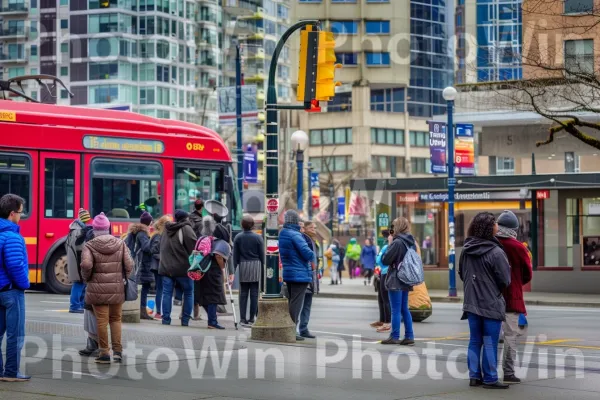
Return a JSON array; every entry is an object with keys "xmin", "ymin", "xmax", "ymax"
[{"xmin": 0, "ymin": 100, "xmax": 242, "ymax": 294}]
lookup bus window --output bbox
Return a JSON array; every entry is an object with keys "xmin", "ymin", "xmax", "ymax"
[
  {"xmin": 0, "ymin": 153, "xmax": 30, "ymax": 218},
  {"xmin": 91, "ymin": 159, "xmax": 162, "ymax": 220},
  {"xmin": 44, "ymin": 159, "xmax": 75, "ymax": 219},
  {"xmin": 175, "ymin": 166, "xmax": 219, "ymax": 213}
]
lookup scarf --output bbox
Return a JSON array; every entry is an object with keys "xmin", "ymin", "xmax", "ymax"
[{"xmin": 497, "ymin": 225, "xmax": 517, "ymax": 239}]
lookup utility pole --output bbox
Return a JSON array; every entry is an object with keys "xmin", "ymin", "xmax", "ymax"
[{"xmin": 236, "ymin": 43, "xmax": 244, "ymax": 204}]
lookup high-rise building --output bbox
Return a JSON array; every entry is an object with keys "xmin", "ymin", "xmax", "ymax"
[
  {"xmin": 290, "ymin": 0, "xmax": 454, "ymax": 179},
  {"xmin": 0, "ymin": 0, "xmax": 217, "ymax": 126},
  {"xmin": 455, "ymin": 0, "xmax": 522, "ymax": 83}
]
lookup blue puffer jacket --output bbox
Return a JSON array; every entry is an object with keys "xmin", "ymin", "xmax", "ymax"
[
  {"xmin": 0, "ymin": 218, "xmax": 30, "ymax": 290},
  {"xmin": 376, "ymin": 244, "xmax": 389, "ymax": 275},
  {"xmin": 279, "ymin": 223, "xmax": 314, "ymax": 283},
  {"xmin": 360, "ymin": 245, "xmax": 377, "ymax": 270}
]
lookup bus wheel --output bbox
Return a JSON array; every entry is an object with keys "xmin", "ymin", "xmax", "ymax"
[{"xmin": 45, "ymin": 248, "xmax": 71, "ymax": 295}]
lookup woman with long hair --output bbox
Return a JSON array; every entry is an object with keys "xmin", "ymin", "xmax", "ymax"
[
  {"xmin": 381, "ymin": 217, "xmax": 419, "ymax": 346},
  {"xmin": 149, "ymin": 215, "xmax": 172, "ymax": 320},
  {"xmin": 459, "ymin": 212, "xmax": 511, "ymax": 389}
]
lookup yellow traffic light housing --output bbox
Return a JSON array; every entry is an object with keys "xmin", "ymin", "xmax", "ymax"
[
  {"xmin": 297, "ymin": 25, "xmax": 318, "ymax": 103},
  {"xmin": 315, "ymin": 31, "xmax": 341, "ymax": 101}
]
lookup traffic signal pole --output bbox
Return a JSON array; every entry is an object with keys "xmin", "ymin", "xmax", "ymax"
[
  {"xmin": 251, "ymin": 20, "xmax": 320, "ymax": 343},
  {"xmin": 236, "ymin": 44, "xmax": 244, "ymax": 204}
]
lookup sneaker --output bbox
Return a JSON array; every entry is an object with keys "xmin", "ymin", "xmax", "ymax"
[
  {"xmin": 483, "ymin": 382, "xmax": 509, "ymax": 389},
  {"xmin": 113, "ymin": 352, "xmax": 123, "ymax": 363},
  {"xmin": 1, "ymin": 374, "xmax": 31, "ymax": 382},
  {"xmin": 79, "ymin": 337, "xmax": 99, "ymax": 357},
  {"xmin": 173, "ymin": 300, "xmax": 182, "ymax": 306},
  {"xmin": 469, "ymin": 379, "xmax": 483, "ymax": 387},
  {"xmin": 69, "ymin": 309, "xmax": 84, "ymax": 314},
  {"xmin": 400, "ymin": 338, "xmax": 415, "ymax": 346},
  {"xmin": 95, "ymin": 354, "xmax": 111, "ymax": 364},
  {"xmin": 503, "ymin": 375, "xmax": 521, "ymax": 384},
  {"xmin": 376, "ymin": 323, "xmax": 391, "ymax": 333},
  {"xmin": 300, "ymin": 332, "xmax": 316, "ymax": 339},
  {"xmin": 295, "ymin": 335, "xmax": 305, "ymax": 341},
  {"xmin": 154, "ymin": 313, "xmax": 162, "ymax": 320},
  {"xmin": 208, "ymin": 324, "xmax": 225, "ymax": 330},
  {"xmin": 381, "ymin": 337, "xmax": 402, "ymax": 345},
  {"xmin": 370, "ymin": 321, "xmax": 384, "ymax": 328}
]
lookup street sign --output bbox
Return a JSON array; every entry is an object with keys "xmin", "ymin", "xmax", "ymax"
[
  {"xmin": 217, "ymin": 85, "xmax": 259, "ymax": 125},
  {"xmin": 243, "ymin": 144, "xmax": 258, "ymax": 183},
  {"xmin": 377, "ymin": 213, "xmax": 390, "ymax": 229},
  {"xmin": 266, "ymin": 239, "xmax": 279, "ymax": 253},
  {"xmin": 266, "ymin": 198, "xmax": 279, "ymax": 213}
]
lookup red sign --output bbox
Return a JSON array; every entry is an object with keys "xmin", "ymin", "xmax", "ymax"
[
  {"xmin": 536, "ymin": 190, "xmax": 550, "ymax": 200},
  {"xmin": 312, "ymin": 196, "xmax": 319, "ymax": 209},
  {"xmin": 266, "ymin": 198, "xmax": 279, "ymax": 213},
  {"xmin": 396, "ymin": 193, "xmax": 419, "ymax": 203},
  {"xmin": 267, "ymin": 239, "xmax": 279, "ymax": 253}
]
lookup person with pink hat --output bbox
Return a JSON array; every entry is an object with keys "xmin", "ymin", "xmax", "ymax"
[{"xmin": 81, "ymin": 213, "xmax": 134, "ymax": 364}]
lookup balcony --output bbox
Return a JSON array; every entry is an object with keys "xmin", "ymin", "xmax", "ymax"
[
  {"xmin": 222, "ymin": 0, "xmax": 257, "ymax": 17},
  {"xmin": 0, "ymin": 4, "xmax": 29, "ymax": 15},
  {"xmin": 0, "ymin": 28, "xmax": 26, "ymax": 40},
  {"xmin": 0, "ymin": 53, "xmax": 27, "ymax": 63}
]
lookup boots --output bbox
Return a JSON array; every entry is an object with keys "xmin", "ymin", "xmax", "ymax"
[
  {"xmin": 79, "ymin": 337, "xmax": 99, "ymax": 357},
  {"xmin": 140, "ymin": 305, "xmax": 153, "ymax": 320}
]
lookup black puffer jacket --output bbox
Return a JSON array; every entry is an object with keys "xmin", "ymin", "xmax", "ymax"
[
  {"xmin": 158, "ymin": 220, "xmax": 197, "ymax": 278},
  {"xmin": 458, "ymin": 237, "xmax": 511, "ymax": 321},
  {"xmin": 125, "ymin": 223, "xmax": 154, "ymax": 284}
]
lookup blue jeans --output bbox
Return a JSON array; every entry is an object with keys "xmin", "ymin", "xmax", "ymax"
[
  {"xmin": 161, "ymin": 276, "xmax": 193, "ymax": 326},
  {"xmin": 0, "ymin": 289, "xmax": 26, "ymax": 378},
  {"xmin": 175, "ymin": 283, "xmax": 183, "ymax": 302},
  {"xmin": 467, "ymin": 312, "xmax": 502, "ymax": 384},
  {"xmin": 203, "ymin": 304, "xmax": 218, "ymax": 327},
  {"xmin": 69, "ymin": 281, "xmax": 86, "ymax": 312},
  {"xmin": 140, "ymin": 283, "xmax": 151, "ymax": 309},
  {"xmin": 298, "ymin": 292, "xmax": 313, "ymax": 335},
  {"xmin": 153, "ymin": 271, "xmax": 163, "ymax": 315},
  {"xmin": 389, "ymin": 290, "xmax": 413, "ymax": 340}
]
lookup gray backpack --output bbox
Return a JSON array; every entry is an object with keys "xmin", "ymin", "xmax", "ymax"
[{"xmin": 397, "ymin": 243, "xmax": 424, "ymax": 287}]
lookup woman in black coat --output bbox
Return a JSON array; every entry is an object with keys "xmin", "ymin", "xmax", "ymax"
[
  {"xmin": 194, "ymin": 215, "xmax": 228, "ymax": 329},
  {"xmin": 125, "ymin": 212, "xmax": 154, "ymax": 320}
]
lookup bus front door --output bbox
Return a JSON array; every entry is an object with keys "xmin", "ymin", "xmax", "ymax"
[{"xmin": 38, "ymin": 152, "xmax": 81, "ymax": 294}]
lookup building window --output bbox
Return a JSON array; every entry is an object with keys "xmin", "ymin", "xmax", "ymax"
[
  {"xmin": 299, "ymin": 0, "xmax": 321, "ymax": 2},
  {"xmin": 60, "ymin": 89, "xmax": 69, "ymax": 99},
  {"xmin": 371, "ymin": 128, "xmax": 404, "ymax": 145},
  {"xmin": 91, "ymin": 159, "xmax": 162, "ymax": 219},
  {"xmin": 60, "ymin": 66, "xmax": 68, "ymax": 77},
  {"xmin": 60, "ymin": 0, "xmax": 68, "ymax": 5},
  {"xmin": 367, "ymin": 0, "xmax": 389, "ymax": 2},
  {"xmin": 335, "ymin": 52, "xmax": 358, "ymax": 66},
  {"xmin": 60, "ymin": 19, "xmax": 68, "ymax": 29},
  {"xmin": 409, "ymin": 131, "xmax": 429, "ymax": 147},
  {"xmin": 372, "ymin": 156, "xmax": 406, "ymax": 173},
  {"xmin": 411, "ymin": 158, "xmax": 430, "ymax": 174},
  {"xmin": 495, "ymin": 156, "xmax": 515, "ymax": 175},
  {"xmin": 0, "ymin": 154, "xmax": 31, "ymax": 218},
  {"xmin": 310, "ymin": 128, "xmax": 352, "ymax": 145},
  {"xmin": 365, "ymin": 20, "xmax": 390, "ymax": 34},
  {"xmin": 8, "ymin": 67, "xmax": 25, "ymax": 79},
  {"xmin": 89, "ymin": 85, "xmax": 118, "ymax": 104},
  {"xmin": 44, "ymin": 159, "xmax": 75, "ymax": 219},
  {"xmin": 332, "ymin": 0, "xmax": 356, "ymax": 3},
  {"xmin": 565, "ymin": 39, "xmax": 594, "ymax": 75},
  {"xmin": 312, "ymin": 156, "xmax": 353, "ymax": 172},
  {"xmin": 366, "ymin": 52, "xmax": 390, "ymax": 66},
  {"xmin": 565, "ymin": 0, "xmax": 593, "ymax": 13},
  {"xmin": 371, "ymin": 88, "xmax": 405, "ymax": 112},
  {"xmin": 327, "ymin": 92, "xmax": 352, "ymax": 112},
  {"xmin": 330, "ymin": 20, "xmax": 358, "ymax": 35},
  {"xmin": 30, "ymin": 68, "xmax": 38, "ymax": 75},
  {"xmin": 90, "ymin": 62, "xmax": 118, "ymax": 80},
  {"xmin": 61, "ymin": 43, "xmax": 69, "ymax": 53}
]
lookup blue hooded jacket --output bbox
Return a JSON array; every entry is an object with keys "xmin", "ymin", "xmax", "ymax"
[
  {"xmin": 360, "ymin": 244, "xmax": 377, "ymax": 270},
  {"xmin": 279, "ymin": 223, "xmax": 314, "ymax": 283},
  {"xmin": 0, "ymin": 218, "xmax": 30, "ymax": 290}
]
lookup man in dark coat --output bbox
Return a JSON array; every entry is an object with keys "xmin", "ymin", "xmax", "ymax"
[
  {"xmin": 189, "ymin": 199, "xmax": 204, "ymax": 236},
  {"xmin": 125, "ymin": 212, "xmax": 154, "ymax": 320},
  {"xmin": 159, "ymin": 210, "xmax": 196, "ymax": 326},
  {"xmin": 496, "ymin": 210, "xmax": 533, "ymax": 384}
]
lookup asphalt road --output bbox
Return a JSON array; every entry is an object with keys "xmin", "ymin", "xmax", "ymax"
[{"xmin": 1, "ymin": 292, "xmax": 599, "ymax": 400}]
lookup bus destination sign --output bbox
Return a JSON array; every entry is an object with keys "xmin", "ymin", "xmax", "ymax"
[{"xmin": 83, "ymin": 135, "xmax": 164, "ymax": 154}]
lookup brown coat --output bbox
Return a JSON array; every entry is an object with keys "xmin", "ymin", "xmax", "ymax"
[{"xmin": 81, "ymin": 234, "xmax": 134, "ymax": 305}]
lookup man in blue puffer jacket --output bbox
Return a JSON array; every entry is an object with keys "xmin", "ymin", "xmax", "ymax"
[
  {"xmin": 0, "ymin": 194, "xmax": 30, "ymax": 382},
  {"xmin": 279, "ymin": 210, "xmax": 314, "ymax": 341}
]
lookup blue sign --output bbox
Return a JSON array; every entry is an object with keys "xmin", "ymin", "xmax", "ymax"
[
  {"xmin": 337, "ymin": 196, "xmax": 345, "ymax": 223},
  {"xmin": 455, "ymin": 123, "xmax": 474, "ymax": 137},
  {"xmin": 428, "ymin": 121, "xmax": 447, "ymax": 174},
  {"xmin": 243, "ymin": 144, "xmax": 258, "ymax": 183}
]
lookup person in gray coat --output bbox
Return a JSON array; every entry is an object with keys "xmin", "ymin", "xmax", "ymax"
[
  {"xmin": 66, "ymin": 208, "xmax": 93, "ymax": 313},
  {"xmin": 459, "ymin": 212, "xmax": 511, "ymax": 390},
  {"xmin": 233, "ymin": 215, "xmax": 264, "ymax": 326}
]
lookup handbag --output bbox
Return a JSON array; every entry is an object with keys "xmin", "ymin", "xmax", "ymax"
[
  {"xmin": 122, "ymin": 243, "xmax": 138, "ymax": 302},
  {"xmin": 384, "ymin": 264, "xmax": 403, "ymax": 291}
]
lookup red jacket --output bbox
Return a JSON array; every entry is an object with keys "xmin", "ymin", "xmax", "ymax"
[{"xmin": 497, "ymin": 236, "xmax": 533, "ymax": 314}]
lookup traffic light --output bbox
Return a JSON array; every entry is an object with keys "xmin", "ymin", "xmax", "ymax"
[
  {"xmin": 297, "ymin": 25, "xmax": 318, "ymax": 103},
  {"xmin": 315, "ymin": 31, "xmax": 341, "ymax": 101}
]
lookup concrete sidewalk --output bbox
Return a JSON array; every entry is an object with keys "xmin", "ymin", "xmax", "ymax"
[{"xmin": 316, "ymin": 277, "xmax": 600, "ymax": 308}]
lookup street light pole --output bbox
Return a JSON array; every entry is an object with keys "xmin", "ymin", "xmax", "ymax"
[
  {"xmin": 307, "ymin": 162, "xmax": 313, "ymax": 220},
  {"xmin": 443, "ymin": 86, "xmax": 458, "ymax": 298},
  {"xmin": 236, "ymin": 43, "xmax": 244, "ymax": 204},
  {"xmin": 291, "ymin": 130, "xmax": 308, "ymax": 213}
]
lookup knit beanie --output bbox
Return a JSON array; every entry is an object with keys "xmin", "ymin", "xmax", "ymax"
[
  {"xmin": 284, "ymin": 209, "xmax": 300, "ymax": 225},
  {"xmin": 140, "ymin": 211, "xmax": 153, "ymax": 226},
  {"xmin": 174, "ymin": 209, "xmax": 189, "ymax": 223},
  {"xmin": 78, "ymin": 208, "xmax": 91, "ymax": 224},
  {"xmin": 497, "ymin": 210, "xmax": 519, "ymax": 230},
  {"xmin": 92, "ymin": 212, "xmax": 110, "ymax": 233}
]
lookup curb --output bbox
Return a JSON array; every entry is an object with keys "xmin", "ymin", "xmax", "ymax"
[{"xmin": 315, "ymin": 292, "xmax": 600, "ymax": 308}]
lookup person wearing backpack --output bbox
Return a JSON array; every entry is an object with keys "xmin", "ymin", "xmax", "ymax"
[
  {"xmin": 158, "ymin": 210, "xmax": 197, "ymax": 326},
  {"xmin": 124, "ymin": 212, "xmax": 154, "ymax": 320},
  {"xmin": 66, "ymin": 208, "xmax": 93, "ymax": 313},
  {"xmin": 381, "ymin": 217, "xmax": 419, "ymax": 346},
  {"xmin": 149, "ymin": 215, "xmax": 171, "ymax": 320}
]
